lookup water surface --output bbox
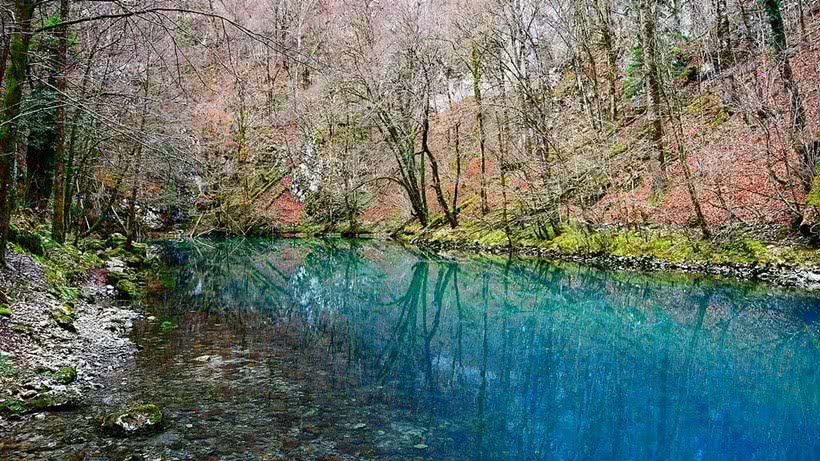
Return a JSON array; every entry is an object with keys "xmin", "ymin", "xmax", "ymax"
[{"xmin": 5, "ymin": 238, "xmax": 820, "ymax": 460}]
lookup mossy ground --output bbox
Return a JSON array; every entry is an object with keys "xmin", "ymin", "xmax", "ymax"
[
  {"xmin": 8, "ymin": 221, "xmax": 154, "ymax": 303},
  {"xmin": 404, "ymin": 216, "xmax": 820, "ymax": 270}
]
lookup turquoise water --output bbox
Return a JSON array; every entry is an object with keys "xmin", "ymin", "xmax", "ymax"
[
  {"xmin": 146, "ymin": 238, "xmax": 819, "ymax": 460},
  {"xmin": 5, "ymin": 237, "xmax": 818, "ymax": 460}
]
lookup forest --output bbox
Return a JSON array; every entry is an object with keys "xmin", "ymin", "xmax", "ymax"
[
  {"xmin": 0, "ymin": 0, "xmax": 817, "ymax": 262},
  {"xmin": 0, "ymin": 1, "xmax": 819, "ymax": 459}
]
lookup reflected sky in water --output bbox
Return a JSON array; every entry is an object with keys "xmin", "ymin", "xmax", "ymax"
[{"xmin": 161, "ymin": 238, "xmax": 820, "ymax": 460}]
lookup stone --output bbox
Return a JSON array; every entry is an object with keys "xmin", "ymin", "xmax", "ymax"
[
  {"xmin": 53, "ymin": 367, "xmax": 78, "ymax": 384},
  {"xmin": 51, "ymin": 305, "xmax": 77, "ymax": 332},
  {"xmin": 106, "ymin": 233, "xmax": 128, "ymax": 249},
  {"xmin": 24, "ymin": 389, "xmax": 83, "ymax": 412},
  {"xmin": 99, "ymin": 403, "xmax": 163, "ymax": 435},
  {"xmin": 115, "ymin": 279, "xmax": 140, "ymax": 300}
]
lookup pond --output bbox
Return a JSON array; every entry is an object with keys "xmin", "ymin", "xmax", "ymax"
[{"xmin": 5, "ymin": 238, "xmax": 820, "ymax": 460}]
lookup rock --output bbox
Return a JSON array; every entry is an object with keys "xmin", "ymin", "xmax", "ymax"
[
  {"xmin": 8, "ymin": 224, "xmax": 45, "ymax": 256},
  {"xmin": 10, "ymin": 324, "xmax": 32, "ymax": 335},
  {"xmin": 81, "ymin": 239, "xmax": 106, "ymax": 252},
  {"xmin": 24, "ymin": 389, "xmax": 83, "ymax": 412},
  {"xmin": 131, "ymin": 242, "xmax": 148, "ymax": 258},
  {"xmin": 51, "ymin": 304, "xmax": 77, "ymax": 332},
  {"xmin": 53, "ymin": 367, "xmax": 78, "ymax": 384},
  {"xmin": 115, "ymin": 279, "xmax": 140, "ymax": 300},
  {"xmin": 0, "ymin": 399, "xmax": 26, "ymax": 416},
  {"xmin": 352, "ymin": 423, "xmax": 367, "ymax": 430},
  {"xmin": 302, "ymin": 424, "xmax": 321, "ymax": 435},
  {"xmin": 99, "ymin": 403, "xmax": 163, "ymax": 435},
  {"xmin": 106, "ymin": 233, "xmax": 128, "ymax": 249},
  {"xmin": 80, "ymin": 287, "xmax": 97, "ymax": 303}
]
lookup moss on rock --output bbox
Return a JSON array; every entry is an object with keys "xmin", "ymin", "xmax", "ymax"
[
  {"xmin": 24, "ymin": 389, "xmax": 82, "ymax": 412},
  {"xmin": 8, "ymin": 224, "xmax": 46, "ymax": 256},
  {"xmin": 115, "ymin": 279, "xmax": 140, "ymax": 300},
  {"xmin": 51, "ymin": 303, "xmax": 77, "ymax": 332},
  {"xmin": 0, "ymin": 399, "xmax": 26, "ymax": 416},
  {"xmin": 32, "ymin": 366, "xmax": 79, "ymax": 384},
  {"xmin": 99, "ymin": 403, "xmax": 163, "ymax": 435},
  {"xmin": 0, "ymin": 304, "xmax": 12, "ymax": 317}
]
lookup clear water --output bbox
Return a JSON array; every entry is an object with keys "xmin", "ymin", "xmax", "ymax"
[{"xmin": 4, "ymin": 238, "xmax": 820, "ymax": 460}]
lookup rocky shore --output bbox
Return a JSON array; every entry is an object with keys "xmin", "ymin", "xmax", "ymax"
[
  {"xmin": 408, "ymin": 237, "xmax": 820, "ymax": 291},
  {"xmin": 0, "ymin": 240, "xmax": 146, "ymax": 434}
]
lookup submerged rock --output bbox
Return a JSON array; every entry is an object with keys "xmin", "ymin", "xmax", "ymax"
[
  {"xmin": 99, "ymin": 403, "xmax": 163, "ymax": 435},
  {"xmin": 24, "ymin": 389, "xmax": 83, "ymax": 412}
]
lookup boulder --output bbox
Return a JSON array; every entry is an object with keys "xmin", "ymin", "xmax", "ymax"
[
  {"xmin": 115, "ymin": 279, "xmax": 140, "ymax": 300},
  {"xmin": 99, "ymin": 403, "xmax": 163, "ymax": 435},
  {"xmin": 23, "ymin": 389, "xmax": 83, "ymax": 412}
]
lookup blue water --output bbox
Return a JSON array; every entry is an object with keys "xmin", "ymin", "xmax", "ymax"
[
  {"xmin": 146, "ymin": 238, "xmax": 819, "ymax": 460},
  {"xmin": 7, "ymin": 237, "xmax": 818, "ymax": 460}
]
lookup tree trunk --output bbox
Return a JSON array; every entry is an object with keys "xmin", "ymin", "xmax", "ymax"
[
  {"xmin": 422, "ymin": 101, "xmax": 458, "ymax": 229},
  {"xmin": 52, "ymin": 0, "xmax": 70, "ymax": 243},
  {"xmin": 470, "ymin": 44, "xmax": 489, "ymax": 215},
  {"xmin": 126, "ymin": 60, "xmax": 150, "ymax": 251},
  {"xmin": 0, "ymin": 0, "xmax": 36, "ymax": 266},
  {"xmin": 758, "ymin": 0, "xmax": 810, "ymax": 190},
  {"xmin": 641, "ymin": 0, "xmax": 666, "ymax": 196}
]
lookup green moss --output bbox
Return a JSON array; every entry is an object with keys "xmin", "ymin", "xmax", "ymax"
[
  {"xmin": 476, "ymin": 229, "xmax": 509, "ymax": 246},
  {"xmin": 0, "ymin": 304, "xmax": 11, "ymax": 317},
  {"xmin": 24, "ymin": 390, "xmax": 81, "ymax": 411},
  {"xmin": 99, "ymin": 403, "xmax": 163, "ymax": 434},
  {"xmin": 159, "ymin": 320, "xmax": 177, "ymax": 332},
  {"xmin": 609, "ymin": 142, "xmax": 627, "ymax": 157},
  {"xmin": 52, "ymin": 367, "xmax": 78, "ymax": 384},
  {"xmin": 51, "ymin": 303, "xmax": 77, "ymax": 332},
  {"xmin": 158, "ymin": 270, "xmax": 176, "ymax": 289},
  {"xmin": 407, "ymin": 216, "xmax": 820, "ymax": 272},
  {"xmin": 7, "ymin": 224, "xmax": 45, "ymax": 256},
  {"xmin": 711, "ymin": 110, "xmax": 730, "ymax": 129},
  {"xmin": 11, "ymin": 323, "xmax": 32, "ymax": 335},
  {"xmin": 106, "ymin": 232, "xmax": 127, "ymax": 248},
  {"xmin": 0, "ymin": 354, "xmax": 17, "ymax": 378},
  {"xmin": 686, "ymin": 92, "xmax": 720, "ymax": 115},
  {"xmin": 806, "ymin": 163, "xmax": 820, "ymax": 207},
  {"xmin": 115, "ymin": 279, "xmax": 140, "ymax": 300},
  {"xmin": 0, "ymin": 399, "xmax": 26, "ymax": 416}
]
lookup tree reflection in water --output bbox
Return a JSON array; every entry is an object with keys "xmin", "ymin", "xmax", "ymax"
[{"xmin": 159, "ymin": 238, "xmax": 820, "ymax": 460}]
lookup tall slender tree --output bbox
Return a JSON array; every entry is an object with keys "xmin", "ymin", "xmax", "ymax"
[{"xmin": 0, "ymin": 0, "xmax": 36, "ymax": 266}]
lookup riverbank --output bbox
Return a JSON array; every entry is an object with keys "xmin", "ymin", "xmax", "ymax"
[
  {"xmin": 397, "ymin": 221, "xmax": 820, "ymax": 291},
  {"xmin": 0, "ymin": 231, "xmax": 151, "ymax": 431}
]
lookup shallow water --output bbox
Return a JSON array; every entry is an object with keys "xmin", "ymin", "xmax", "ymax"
[{"xmin": 3, "ymin": 238, "xmax": 820, "ymax": 460}]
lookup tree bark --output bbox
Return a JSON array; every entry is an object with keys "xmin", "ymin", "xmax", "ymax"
[
  {"xmin": 641, "ymin": 0, "xmax": 666, "ymax": 196},
  {"xmin": 470, "ymin": 44, "xmax": 489, "ymax": 215},
  {"xmin": 52, "ymin": 0, "xmax": 71, "ymax": 243},
  {"xmin": 0, "ymin": 0, "xmax": 36, "ymax": 265}
]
